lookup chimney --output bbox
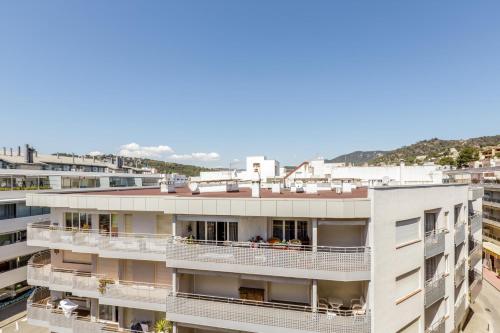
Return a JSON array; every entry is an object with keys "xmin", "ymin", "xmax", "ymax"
[
  {"xmin": 10, "ymin": 148, "xmax": 13, "ymax": 156},
  {"xmin": 35, "ymin": 150, "xmax": 38, "ymax": 157},
  {"xmin": 93, "ymin": 156, "xmax": 96, "ymax": 163},
  {"xmin": 17, "ymin": 146, "xmax": 21, "ymax": 156},
  {"xmin": 2, "ymin": 147, "xmax": 5, "ymax": 155},
  {"xmin": 72, "ymin": 154, "xmax": 75, "ymax": 163},
  {"xmin": 57, "ymin": 152, "xmax": 59, "ymax": 159},
  {"xmin": 251, "ymin": 169, "xmax": 261, "ymax": 198},
  {"xmin": 24, "ymin": 144, "xmax": 34, "ymax": 163}
]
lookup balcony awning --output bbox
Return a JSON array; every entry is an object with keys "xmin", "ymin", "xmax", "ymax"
[{"xmin": 483, "ymin": 241, "xmax": 500, "ymax": 258}]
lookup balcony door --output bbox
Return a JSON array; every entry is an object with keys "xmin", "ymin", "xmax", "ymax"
[
  {"xmin": 195, "ymin": 221, "xmax": 237, "ymax": 242},
  {"xmin": 424, "ymin": 213, "xmax": 437, "ymax": 234}
]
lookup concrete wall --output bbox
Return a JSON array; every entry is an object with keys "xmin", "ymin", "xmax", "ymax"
[{"xmin": 370, "ymin": 184, "xmax": 469, "ymax": 333}]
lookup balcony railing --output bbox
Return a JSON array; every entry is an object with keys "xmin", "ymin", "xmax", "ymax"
[
  {"xmin": 469, "ymin": 268, "xmax": 482, "ymax": 303},
  {"xmin": 454, "ymin": 259, "xmax": 466, "ymax": 287},
  {"xmin": 27, "ymin": 259, "xmax": 166, "ymax": 311},
  {"xmin": 483, "ymin": 231, "xmax": 500, "ymax": 246},
  {"xmin": 483, "ymin": 197, "xmax": 500, "ymax": 205},
  {"xmin": 27, "ymin": 288, "xmax": 156, "ymax": 333},
  {"xmin": 483, "ymin": 213, "xmax": 500, "ymax": 228},
  {"xmin": 425, "ymin": 229, "xmax": 446, "ymax": 259},
  {"xmin": 468, "ymin": 213, "xmax": 482, "ymax": 234},
  {"xmin": 424, "ymin": 275, "xmax": 445, "ymax": 308},
  {"xmin": 27, "ymin": 223, "xmax": 171, "ymax": 261},
  {"xmin": 166, "ymin": 238, "xmax": 370, "ymax": 279},
  {"xmin": 27, "ymin": 251, "xmax": 51, "ymax": 287},
  {"xmin": 425, "ymin": 318, "xmax": 445, "ymax": 333},
  {"xmin": 454, "ymin": 223, "xmax": 466, "ymax": 245},
  {"xmin": 99, "ymin": 279, "xmax": 169, "ymax": 312},
  {"xmin": 166, "ymin": 292, "xmax": 371, "ymax": 333},
  {"xmin": 455, "ymin": 295, "xmax": 467, "ymax": 326}
]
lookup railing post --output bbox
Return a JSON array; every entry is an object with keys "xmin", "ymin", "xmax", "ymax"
[
  {"xmin": 172, "ymin": 268, "xmax": 177, "ymax": 296},
  {"xmin": 312, "ymin": 219, "xmax": 318, "ymax": 253},
  {"xmin": 311, "ymin": 279, "xmax": 317, "ymax": 312}
]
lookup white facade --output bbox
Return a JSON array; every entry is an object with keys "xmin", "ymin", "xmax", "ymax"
[
  {"xmin": 23, "ymin": 183, "xmax": 482, "ymax": 333},
  {"xmin": 286, "ymin": 159, "xmax": 445, "ymax": 186}
]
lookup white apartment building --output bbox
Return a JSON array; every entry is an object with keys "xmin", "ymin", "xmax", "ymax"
[
  {"xmin": 24, "ymin": 181, "xmax": 482, "ymax": 333},
  {"xmin": 285, "ymin": 160, "xmax": 445, "ymax": 187},
  {"xmin": 0, "ymin": 163, "xmax": 164, "ymax": 310}
]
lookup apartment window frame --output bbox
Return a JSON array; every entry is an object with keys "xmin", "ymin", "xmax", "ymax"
[
  {"xmin": 64, "ymin": 211, "xmax": 91, "ymax": 230},
  {"xmin": 195, "ymin": 220, "xmax": 238, "ymax": 242},
  {"xmin": 272, "ymin": 219, "xmax": 309, "ymax": 242},
  {"xmin": 395, "ymin": 217, "xmax": 421, "ymax": 248}
]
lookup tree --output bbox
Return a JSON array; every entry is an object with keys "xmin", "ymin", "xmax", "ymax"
[
  {"xmin": 456, "ymin": 146, "xmax": 479, "ymax": 168},
  {"xmin": 437, "ymin": 156, "xmax": 455, "ymax": 166}
]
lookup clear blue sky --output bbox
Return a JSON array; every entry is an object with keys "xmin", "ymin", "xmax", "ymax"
[{"xmin": 1, "ymin": 1, "xmax": 499, "ymax": 167}]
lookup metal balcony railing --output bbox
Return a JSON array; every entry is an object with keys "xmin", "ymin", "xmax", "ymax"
[
  {"xmin": 454, "ymin": 259, "xmax": 466, "ymax": 287},
  {"xmin": 27, "ymin": 223, "xmax": 171, "ymax": 259},
  {"xmin": 166, "ymin": 292, "xmax": 371, "ymax": 333},
  {"xmin": 424, "ymin": 274, "xmax": 445, "ymax": 308},
  {"xmin": 454, "ymin": 223, "xmax": 466, "ymax": 245},
  {"xmin": 454, "ymin": 295, "xmax": 467, "ymax": 326},
  {"xmin": 166, "ymin": 238, "xmax": 371, "ymax": 276},
  {"xmin": 468, "ymin": 213, "xmax": 482, "ymax": 234},
  {"xmin": 483, "ymin": 213, "xmax": 500, "ymax": 228},
  {"xmin": 425, "ymin": 229, "xmax": 446, "ymax": 259},
  {"xmin": 27, "ymin": 261, "xmax": 167, "ymax": 309},
  {"xmin": 425, "ymin": 318, "xmax": 445, "ymax": 333}
]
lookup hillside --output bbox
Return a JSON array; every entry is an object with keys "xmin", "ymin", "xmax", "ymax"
[
  {"xmin": 326, "ymin": 151, "xmax": 386, "ymax": 165},
  {"xmin": 327, "ymin": 135, "xmax": 500, "ymax": 166},
  {"xmin": 368, "ymin": 136, "xmax": 500, "ymax": 165}
]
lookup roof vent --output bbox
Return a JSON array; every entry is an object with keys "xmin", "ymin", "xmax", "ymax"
[
  {"xmin": 251, "ymin": 170, "xmax": 261, "ymax": 198},
  {"xmin": 160, "ymin": 177, "xmax": 176, "ymax": 193}
]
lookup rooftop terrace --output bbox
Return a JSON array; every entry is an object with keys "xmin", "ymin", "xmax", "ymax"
[{"xmin": 79, "ymin": 186, "xmax": 369, "ymax": 199}]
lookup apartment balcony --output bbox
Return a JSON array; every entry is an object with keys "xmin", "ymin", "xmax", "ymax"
[
  {"xmin": 425, "ymin": 229, "xmax": 446, "ymax": 259},
  {"xmin": 27, "ymin": 260, "xmax": 166, "ymax": 311},
  {"xmin": 99, "ymin": 280, "xmax": 169, "ymax": 312},
  {"xmin": 165, "ymin": 238, "xmax": 371, "ymax": 280},
  {"xmin": 483, "ymin": 197, "xmax": 500, "ymax": 209},
  {"xmin": 424, "ymin": 275, "xmax": 445, "ymax": 308},
  {"xmin": 454, "ymin": 223, "xmax": 466, "ymax": 246},
  {"xmin": 454, "ymin": 259, "xmax": 466, "ymax": 287},
  {"xmin": 454, "ymin": 295, "xmax": 467, "ymax": 326},
  {"xmin": 425, "ymin": 318, "xmax": 445, "ymax": 333},
  {"xmin": 27, "ymin": 288, "xmax": 143, "ymax": 333},
  {"xmin": 27, "ymin": 223, "xmax": 170, "ymax": 261},
  {"xmin": 166, "ymin": 292, "xmax": 371, "ymax": 333},
  {"xmin": 469, "ymin": 269, "xmax": 482, "ymax": 303},
  {"xmin": 27, "ymin": 251, "xmax": 51, "ymax": 287},
  {"xmin": 483, "ymin": 213, "xmax": 500, "ymax": 229},
  {"xmin": 483, "ymin": 231, "xmax": 500, "ymax": 246},
  {"xmin": 468, "ymin": 241, "xmax": 482, "ymax": 268},
  {"xmin": 468, "ymin": 213, "xmax": 482, "ymax": 234}
]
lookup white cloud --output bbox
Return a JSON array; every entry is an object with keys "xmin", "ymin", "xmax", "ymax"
[
  {"xmin": 118, "ymin": 142, "xmax": 174, "ymax": 158},
  {"xmin": 169, "ymin": 152, "xmax": 220, "ymax": 162},
  {"xmin": 88, "ymin": 151, "xmax": 103, "ymax": 156}
]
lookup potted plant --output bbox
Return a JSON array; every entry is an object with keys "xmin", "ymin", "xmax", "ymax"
[
  {"xmin": 98, "ymin": 278, "xmax": 115, "ymax": 295},
  {"xmin": 154, "ymin": 318, "xmax": 173, "ymax": 333},
  {"xmin": 288, "ymin": 239, "xmax": 302, "ymax": 250}
]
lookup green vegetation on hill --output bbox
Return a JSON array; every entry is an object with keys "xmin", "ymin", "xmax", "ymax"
[
  {"xmin": 326, "ymin": 150, "xmax": 386, "ymax": 165},
  {"xmin": 51, "ymin": 153, "xmax": 216, "ymax": 177},
  {"xmin": 328, "ymin": 135, "xmax": 500, "ymax": 167}
]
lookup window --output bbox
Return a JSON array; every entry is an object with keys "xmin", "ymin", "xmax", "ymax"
[
  {"xmin": 395, "ymin": 218, "xmax": 420, "ymax": 246},
  {"xmin": 99, "ymin": 214, "xmax": 111, "ymax": 233},
  {"xmin": 272, "ymin": 220, "xmax": 309, "ymax": 242},
  {"xmin": 396, "ymin": 268, "xmax": 420, "ymax": 302},
  {"xmin": 424, "ymin": 212, "xmax": 437, "ymax": 233},
  {"xmin": 65, "ymin": 212, "xmax": 91, "ymax": 229},
  {"xmin": 454, "ymin": 205, "xmax": 462, "ymax": 225},
  {"xmin": 195, "ymin": 221, "xmax": 238, "ymax": 242}
]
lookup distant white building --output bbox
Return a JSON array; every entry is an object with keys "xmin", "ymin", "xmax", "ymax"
[{"xmin": 285, "ymin": 159, "xmax": 445, "ymax": 186}]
